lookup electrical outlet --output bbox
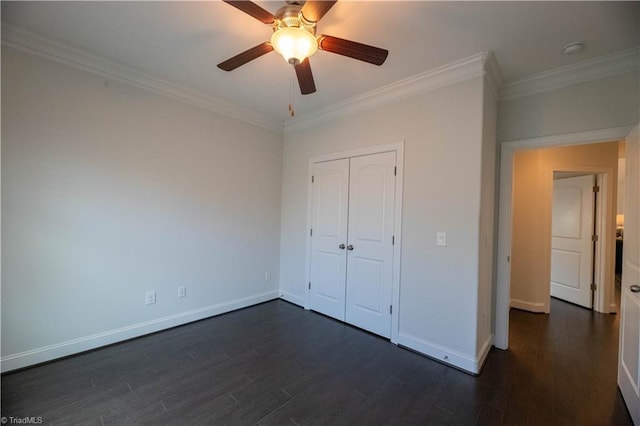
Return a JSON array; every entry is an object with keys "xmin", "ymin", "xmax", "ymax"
[
  {"xmin": 265, "ymin": 271, "xmax": 271, "ymax": 281},
  {"xmin": 178, "ymin": 286, "xmax": 186, "ymax": 298},
  {"xmin": 145, "ymin": 291, "xmax": 156, "ymax": 305},
  {"xmin": 436, "ymin": 232, "xmax": 447, "ymax": 247}
]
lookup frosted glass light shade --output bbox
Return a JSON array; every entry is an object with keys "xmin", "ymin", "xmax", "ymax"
[{"xmin": 271, "ymin": 27, "xmax": 317, "ymax": 65}]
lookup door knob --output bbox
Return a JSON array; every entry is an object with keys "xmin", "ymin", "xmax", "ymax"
[
  {"xmin": 631, "ymin": 285, "xmax": 640, "ymax": 293},
  {"xmin": 347, "ymin": 244, "xmax": 354, "ymax": 250},
  {"xmin": 338, "ymin": 243, "xmax": 345, "ymax": 250}
]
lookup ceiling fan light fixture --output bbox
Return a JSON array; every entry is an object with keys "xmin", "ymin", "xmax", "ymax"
[{"xmin": 270, "ymin": 26, "xmax": 318, "ymax": 65}]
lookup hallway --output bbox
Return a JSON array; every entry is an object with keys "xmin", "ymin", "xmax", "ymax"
[{"xmin": 489, "ymin": 296, "xmax": 632, "ymax": 424}]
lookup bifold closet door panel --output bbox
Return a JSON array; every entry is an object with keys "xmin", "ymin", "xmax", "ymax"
[
  {"xmin": 308, "ymin": 158, "xmax": 349, "ymax": 321},
  {"xmin": 345, "ymin": 151, "xmax": 396, "ymax": 338}
]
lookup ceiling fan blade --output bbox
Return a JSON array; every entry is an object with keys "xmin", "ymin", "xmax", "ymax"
[
  {"xmin": 318, "ymin": 35, "xmax": 388, "ymax": 66},
  {"xmin": 217, "ymin": 42, "xmax": 274, "ymax": 71},
  {"xmin": 295, "ymin": 58, "xmax": 316, "ymax": 95},
  {"xmin": 300, "ymin": 0, "xmax": 337, "ymax": 23},
  {"xmin": 222, "ymin": 0, "xmax": 275, "ymax": 24}
]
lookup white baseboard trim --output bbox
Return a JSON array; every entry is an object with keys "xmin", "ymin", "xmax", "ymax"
[
  {"xmin": 477, "ymin": 334, "xmax": 493, "ymax": 371},
  {"xmin": 279, "ymin": 291, "xmax": 305, "ymax": 307},
  {"xmin": 398, "ymin": 332, "xmax": 485, "ymax": 374},
  {"xmin": 1, "ymin": 291, "xmax": 279, "ymax": 373},
  {"xmin": 510, "ymin": 298, "xmax": 546, "ymax": 313}
]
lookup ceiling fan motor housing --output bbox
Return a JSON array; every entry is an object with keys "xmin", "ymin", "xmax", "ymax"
[{"xmin": 273, "ymin": 5, "xmax": 316, "ymax": 33}]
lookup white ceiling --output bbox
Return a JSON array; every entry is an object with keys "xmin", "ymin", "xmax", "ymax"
[{"xmin": 2, "ymin": 1, "xmax": 638, "ymax": 126}]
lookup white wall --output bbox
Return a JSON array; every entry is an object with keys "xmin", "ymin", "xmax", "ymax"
[
  {"xmin": 498, "ymin": 71, "xmax": 639, "ymax": 142},
  {"xmin": 1, "ymin": 46, "xmax": 283, "ymax": 371},
  {"xmin": 280, "ymin": 76, "xmax": 494, "ymax": 372}
]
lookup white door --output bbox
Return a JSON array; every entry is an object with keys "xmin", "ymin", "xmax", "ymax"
[
  {"xmin": 550, "ymin": 175, "xmax": 596, "ymax": 308},
  {"xmin": 345, "ymin": 152, "xmax": 396, "ymax": 338},
  {"xmin": 309, "ymin": 159, "xmax": 349, "ymax": 321},
  {"xmin": 619, "ymin": 125, "xmax": 640, "ymax": 424}
]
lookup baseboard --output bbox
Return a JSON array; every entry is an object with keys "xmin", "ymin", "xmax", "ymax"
[
  {"xmin": 510, "ymin": 298, "xmax": 546, "ymax": 313},
  {"xmin": 398, "ymin": 332, "xmax": 485, "ymax": 374},
  {"xmin": 279, "ymin": 291, "xmax": 305, "ymax": 308},
  {"xmin": 1, "ymin": 290, "xmax": 279, "ymax": 373},
  {"xmin": 476, "ymin": 334, "xmax": 493, "ymax": 372}
]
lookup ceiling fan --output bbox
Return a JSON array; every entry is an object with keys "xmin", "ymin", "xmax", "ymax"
[{"xmin": 217, "ymin": 0, "xmax": 389, "ymax": 95}]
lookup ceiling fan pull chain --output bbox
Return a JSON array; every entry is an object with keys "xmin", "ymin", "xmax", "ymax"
[{"xmin": 288, "ymin": 78, "xmax": 295, "ymax": 117}]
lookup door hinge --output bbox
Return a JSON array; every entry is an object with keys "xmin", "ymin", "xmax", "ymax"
[
  {"xmin": 592, "ymin": 234, "xmax": 598, "ymax": 242},
  {"xmin": 311, "ymin": 175, "xmax": 314, "ymax": 183},
  {"xmin": 392, "ymin": 235, "xmax": 395, "ymax": 245},
  {"xmin": 310, "ymin": 228, "xmax": 313, "ymax": 237},
  {"xmin": 394, "ymin": 166, "xmax": 397, "ymax": 176},
  {"xmin": 390, "ymin": 305, "xmax": 393, "ymax": 315},
  {"xmin": 308, "ymin": 282, "xmax": 311, "ymax": 290},
  {"xmin": 507, "ymin": 255, "xmax": 510, "ymax": 262},
  {"xmin": 593, "ymin": 185, "xmax": 600, "ymax": 193},
  {"xmin": 591, "ymin": 283, "xmax": 597, "ymax": 291}
]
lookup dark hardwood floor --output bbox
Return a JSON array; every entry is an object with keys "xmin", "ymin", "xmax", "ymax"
[{"xmin": 1, "ymin": 297, "xmax": 632, "ymax": 425}]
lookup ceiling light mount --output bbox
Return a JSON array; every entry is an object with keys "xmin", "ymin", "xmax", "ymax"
[{"xmin": 561, "ymin": 41, "xmax": 584, "ymax": 55}]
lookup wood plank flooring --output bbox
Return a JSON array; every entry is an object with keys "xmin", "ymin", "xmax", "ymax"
[{"xmin": 1, "ymin": 298, "xmax": 633, "ymax": 425}]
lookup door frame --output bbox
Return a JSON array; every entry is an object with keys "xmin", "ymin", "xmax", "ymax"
[
  {"xmin": 304, "ymin": 141, "xmax": 405, "ymax": 344},
  {"xmin": 495, "ymin": 126, "xmax": 633, "ymax": 349}
]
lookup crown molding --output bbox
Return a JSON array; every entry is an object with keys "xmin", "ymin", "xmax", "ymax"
[
  {"xmin": 1, "ymin": 23, "xmax": 284, "ymax": 133},
  {"xmin": 501, "ymin": 47, "xmax": 639, "ymax": 101},
  {"xmin": 483, "ymin": 50, "xmax": 503, "ymax": 100},
  {"xmin": 6, "ymin": 19, "xmax": 635, "ymax": 134},
  {"xmin": 285, "ymin": 52, "xmax": 497, "ymax": 133}
]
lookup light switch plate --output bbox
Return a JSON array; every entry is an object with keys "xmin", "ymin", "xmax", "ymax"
[{"xmin": 437, "ymin": 232, "xmax": 447, "ymax": 247}]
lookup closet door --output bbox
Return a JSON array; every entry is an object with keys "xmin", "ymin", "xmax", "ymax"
[
  {"xmin": 309, "ymin": 158, "xmax": 350, "ymax": 321},
  {"xmin": 345, "ymin": 151, "xmax": 396, "ymax": 338}
]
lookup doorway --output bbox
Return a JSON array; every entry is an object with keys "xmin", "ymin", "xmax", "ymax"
[
  {"xmin": 495, "ymin": 126, "xmax": 633, "ymax": 349},
  {"xmin": 508, "ymin": 143, "xmax": 615, "ymax": 315}
]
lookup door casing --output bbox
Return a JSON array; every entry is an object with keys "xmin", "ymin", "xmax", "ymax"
[{"xmin": 304, "ymin": 141, "xmax": 404, "ymax": 344}]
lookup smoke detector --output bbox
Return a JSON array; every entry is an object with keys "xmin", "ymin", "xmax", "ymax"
[{"xmin": 561, "ymin": 42, "xmax": 584, "ymax": 55}]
